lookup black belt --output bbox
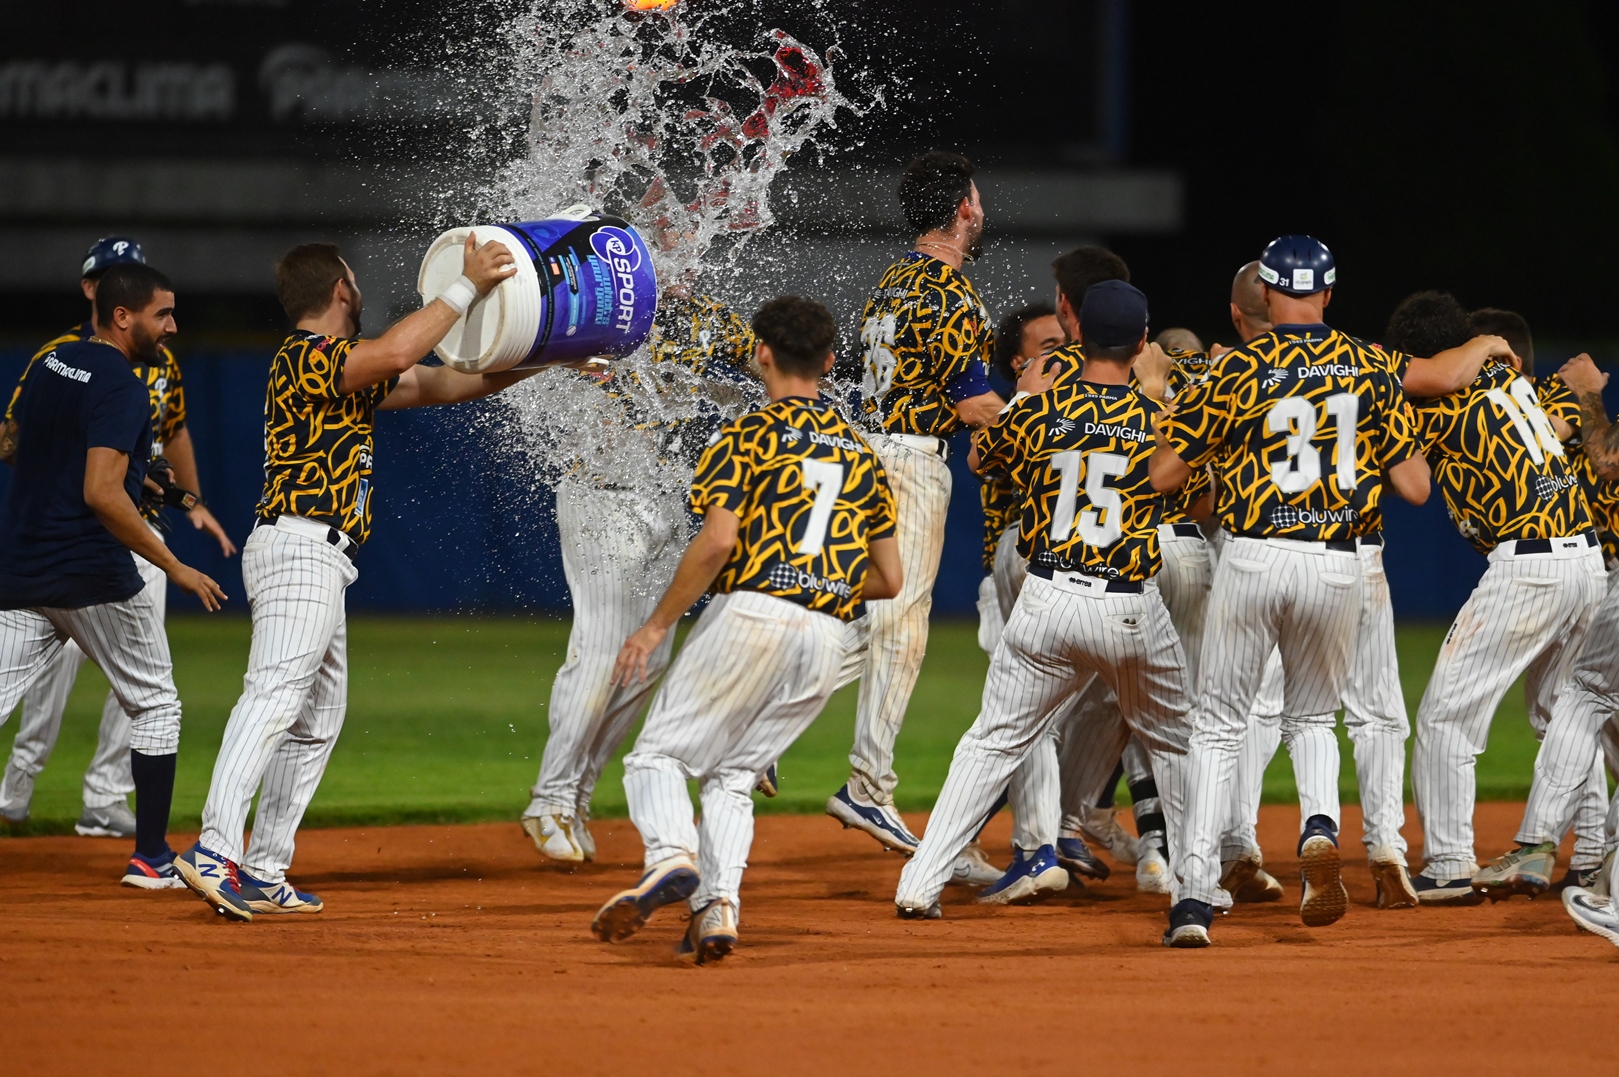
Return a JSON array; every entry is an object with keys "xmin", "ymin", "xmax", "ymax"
[
  {"xmin": 1234, "ymin": 531, "xmax": 1357, "ymax": 553},
  {"xmin": 1509, "ymin": 530, "xmax": 1598, "ymax": 555},
  {"xmin": 1360, "ymin": 531, "xmax": 1384, "ymax": 548},
  {"xmin": 1027, "ymin": 564, "xmax": 1145, "ymax": 592},
  {"xmin": 1168, "ymin": 523, "xmax": 1203, "ymax": 539},
  {"xmin": 258, "ymin": 515, "xmax": 359, "ymax": 563}
]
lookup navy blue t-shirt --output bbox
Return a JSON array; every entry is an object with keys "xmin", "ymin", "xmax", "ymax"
[{"xmin": 0, "ymin": 339, "xmax": 152, "ymax": 609}]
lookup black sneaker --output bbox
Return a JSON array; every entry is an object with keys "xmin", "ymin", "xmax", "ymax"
[{"xmin": 1163, "ymin": 898, "xmax": 1214, "ymax": 947}]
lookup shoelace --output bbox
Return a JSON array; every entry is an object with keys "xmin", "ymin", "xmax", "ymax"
[{"xmin": 224, "ymin": 860, "xmax": 242, "ymax": 894}]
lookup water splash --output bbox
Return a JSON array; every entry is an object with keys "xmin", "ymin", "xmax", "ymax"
[{"xmin": 469, "ymin": 0, "xmax": 873, "ymax": 516}]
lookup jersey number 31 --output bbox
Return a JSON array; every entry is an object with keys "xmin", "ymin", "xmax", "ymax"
[{"xmin": 1267, "ymin": 393, "xmax": 1360, "ymax": 493}]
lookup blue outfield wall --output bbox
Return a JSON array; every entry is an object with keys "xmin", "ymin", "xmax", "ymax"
[{"xmin": 0, "ymin": 346, "xmax": 1610, "ymax": 621}]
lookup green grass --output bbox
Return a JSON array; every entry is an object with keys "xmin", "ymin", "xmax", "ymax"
[{"xmin": 1, "ymin": 616, "xmax": 1553, "ymax": 834}]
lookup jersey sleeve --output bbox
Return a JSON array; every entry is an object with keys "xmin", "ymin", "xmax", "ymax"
[
  {"xmin": 1159, "ymin": 359, "xmax": 1236, "ymax": 468},
  {"xmin": 690, "ymin": 421, "xmax": 751, "ymax": 517},
  {"xmin": 294, "ymin": 336, "xmax": 360, "ymax": 401},
  {"xmin": 1538, "ymin": 375, "xmax": 1582, "ymax": 439},
  {"xmin": 934, "ymin": 284, "xmax": 993, "ymax": 402},
  {"xmin": 1411, "ymin": 395, "xmax": 1458, "ymax": 456},
  {"xmin": 866, "ymin": 456, "xmax": 898, "ymax": 541},
  {"xmin": 1374, "ymin": 390, "xmax": 1421, "ymax": 472},
  {"xmin": 159, "ymin": 351, "xmax": 187, "ymax": 442},
  {"xmin": 972, "ymin": 403, "xmax": 1022, "ymax": 478}
]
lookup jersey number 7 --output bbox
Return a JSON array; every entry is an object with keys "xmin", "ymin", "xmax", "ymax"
[{"xmin": 796, "ymin": 459, "xmax": 846, "ymax": 555}]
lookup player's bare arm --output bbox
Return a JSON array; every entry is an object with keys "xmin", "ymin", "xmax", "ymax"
[
  {"xmin": 861, "ymin": 536, "xmax": 903, "ymax": 601},
  {"xmin": 1560, "ymin": 353, "xmax": 1619, "ymax": 479},
  {"xmin": 335, "ymin": 235, "xmax": 518, "ymax": 394},
  {"xmin": 84, "ymin": 446, "xmax": 226, "ymax": 611},
  {"xmin": 612, "ymin": 506, "xmax": 741, "ymax": 686},
  {"xmin": 1385, "ymin": 453, "xmax": 1432, "ymax": 505},
  {"xmin": 162, "ymin": 426, "xmax": 237, "ymax": 556},
  {"xmin": 954, "ymin": 388, "xmax": 1007, "ymax": 428},
  {"xmin": 1402, "ymin": 334, "xmax": 1517, "ymax": 398},
  {"xmin": 378, "ymin": 364, "xmax": 544, "ymax": 410}
]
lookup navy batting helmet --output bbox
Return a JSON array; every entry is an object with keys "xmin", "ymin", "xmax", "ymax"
[
  {"xmin": 81, "ymin": 236, "xmax": 145, "ymax": 278},
  {"xmin": 1257, "ymin": 235, "xmax": 1335, "ymax": 296}
]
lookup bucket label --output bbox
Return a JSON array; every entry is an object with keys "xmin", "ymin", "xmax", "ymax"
[{"xmin": 588, "ymin": 225, "xmax": 645, "ymax": 335}]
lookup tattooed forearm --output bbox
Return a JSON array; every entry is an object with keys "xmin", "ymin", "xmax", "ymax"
[{"xmin": 1578, "ymin": 391, "xmax": 1619, "ymax": 480}]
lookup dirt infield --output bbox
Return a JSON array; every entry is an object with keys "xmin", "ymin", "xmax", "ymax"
[{"xmin": 2, "ymin": 802, "xmax": 1615, "ymax": 1075}]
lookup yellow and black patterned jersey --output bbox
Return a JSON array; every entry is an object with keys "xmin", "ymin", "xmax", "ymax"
[
  {"xmin": 979, "ymin": 470, "xmax": 1018, "ymax": 570},
  {"xmin": 1414, "ymin": 361, "xmax": 1592, "ymax": 554},
  {"xmin": 648, "ymin": 294, "xmax": 755, "ymax": 376},
  {"xmin": 974, "ymin": 377, "xmax": 1164, "ymax": 582},
  {"xmin": 1157, "ymin": 349, "xmax": 1213, "ymax": 524},
  {"xmin": 256, "ymin": 331, "xmax": 398, "ymax": 543},
  {"xmin": 859, "ymin": 252, "xmax": 994, "ymax": 438},
  {"xmin": 1538, "ymin": 375, "xmax": 1619, "ymax": 561},
  {"xmin": 1161, "ymin": 325, "xmax": 1419, "ymax": 541},
  {"xmin": 691, "ymin": 396, "xmax": 896, "ymax": 621}
]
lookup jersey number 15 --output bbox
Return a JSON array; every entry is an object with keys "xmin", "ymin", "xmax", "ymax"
[{"xmin": 1048, "ymin": 450, "xmax": 1128, "ymax": 548}]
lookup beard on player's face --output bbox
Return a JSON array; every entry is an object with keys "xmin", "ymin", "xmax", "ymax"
[
  {"xmin": 130, "ymin": 320, "xmax": 167, "ymax": 364},
  {"xmin": 340, "ymin": 276, "xmax": 364, "ymax": 337}
]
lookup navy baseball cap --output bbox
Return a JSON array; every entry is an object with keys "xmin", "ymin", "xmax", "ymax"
[
  {"xmin": 82, "ymin": 236, "xmax": 145, "ymax": 278},
  {"xmin": 1079, "ymin": 279, "xmax": 1149, "ymax": 347},
  {"xmin": 1257, "ymin": 234, "xmax": 1335, "ymax": 296}
]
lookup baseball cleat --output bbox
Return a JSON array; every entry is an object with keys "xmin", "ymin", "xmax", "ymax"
[
  {"xmin": 1220, "ymin": 848, "xmax": 1262, "ymax": 899},
  {"xmin": 1412, "ymin": 873, "xmax": 1487, "ymax": 905},
  {"xmin": 1298, "ymin": 830, "xmax": 1348, "ymax": 927},
  {"xmin": 238, "ymin": 870, "xmax": 324, "ymax": 914},
  {"xmin": 1472, "ymin": 841, "xmax": 1556, "ymax": 902},
  {"xmin": 896, "ymin": 900, "xmax": 942, "ymax": 920},
  {"xmin": 950, "ymin": 843, "xmax": 1003, "ymax": 888},
  {"xmin": 571, "ymin": 815, "xmax": 597, "ymax": 862},
  {"xmin": 1136, "ymin": 844, "xmax": 1172, "ymax": 895},
  {"xmin": 677, "ymin": 898, "xmax": 739, "ymax": 965},
  {"xmin": 590, "ymin": 855, "xmax": 700, "ymax": 943},
  {"xmin": 1552, "ymin": 865, "xmax": 1601, "ymax": 892},
  {"xmin": 121, "ymin": 849, "xmax": 187, "ymax": 890},
  {"xmin": 1562, "ymin": 886, "xmax": 1619, "ymax": 948},
  {"xmin": 1077, "ymin": 808, "xmax": 1139, "ymax": 865},
  {"xmin": 175, "ymin": 843, "xmax": 253, "ymax": 922},
  {"xmin": 1163, "ymin": 898, "xmax": 1214, "ymax": 948},
  {"xmin": 825, "ymin": 783, "xmax": 919, "ymax": 855},
  {"xmin": 976, "ymin": 845, "xmax": 1069, "ymax": 906},
  {"xmin": 0, "ymin": 762, "xmax": 33, "ymax": 824},
  {"xmin": 1056, "ymin": 834, "xmax": 1110, "ymax": 881},
  {"xmin": 1370, "ymin": 859, "xmax": 1419, "ymax": 909},
  {"xmin": 521, "ymin": 813, "xmax": 585, "ymax": 862},
  {"xmin": 76, "ymin": 801, "xmax": 137, "ymax": 839},
  {"xmin": 754, "ymin": 763, "xmax": 779, "ymax": 798}
]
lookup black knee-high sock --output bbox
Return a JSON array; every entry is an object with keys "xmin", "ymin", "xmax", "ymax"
[
  {"xmin": 1096, "ymin": 761, "xmax": 1126, "ymax": 809},
  {"xmin": 130, "ymin": 750, "xmax": 176, "ymax": 859},
  {"xmin": 1128, "ymin": 775, "xmax": 1166, "ymax": 853}
]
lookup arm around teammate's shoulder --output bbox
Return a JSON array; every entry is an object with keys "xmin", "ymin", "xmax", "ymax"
[
  {"xmin": 338, "ymin": 235, "xmax": 518, "ymax": 395},
  {"xmin": 1401, "ymin": 335, "xmax": 1516, "ymax": 399}
]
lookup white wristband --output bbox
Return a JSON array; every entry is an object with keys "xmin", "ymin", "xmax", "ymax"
[{"xmin": 438, "ymin": 275, "xmax": 477, "ymax": 315}]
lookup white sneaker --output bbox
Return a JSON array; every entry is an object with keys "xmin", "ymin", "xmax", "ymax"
[
  {"xmin": 1136, "ymin": 843, "xmax": 1171, "ymax": 894},
  {"xmin": 950, "ymin": 843, "xmax": 1002, "ymax": 888},
  {"xmin": 1563, "ymin": 886, "xmax": 1619, "ymax": 948},
  {"xmin": 1079, "ymin": 807, "xmax": 1139, "ymax": 865},
  {"xmin": 0, "ymin": 763, "xmax": 33, "ymax": 824},
  {"xmin": 521, "ymin": 813, "xmax": 584, "ymax": 862}
]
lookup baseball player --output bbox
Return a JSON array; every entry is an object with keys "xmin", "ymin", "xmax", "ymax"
[
  {"xmin": 830, "ymin": 150, "xmax": 1002, "ymax": 853},
  {"xmin": 0, "ymin": 238, "xmax": 235, "ymax": 837},
  {"xmin": 895, "ymin": 280, "xmax": 1195, "ymax": 918},
  {"xmin": 174, "ymin": 237, "xmax": 537, "ymax": 921},
  {"xmin": 1360, "ymin": 291, "xmax": 1604, "ymax": 903},
  {"xmin": 519, "ymin": 292, "xmax": 757, "ymax": 863},
  {"xmin": 590, "ymin": 296, "xmax": 900, "ymax": 963},
  {"xmin": 0, "ymin": 263, "xmax": 227, "ymax": 888},
  {"xmin": 1154, "ymin": 235, "xmax": 1432, "ymax": 947},
  {"xmin": 1460, "ymin": 343, "xmax": 1618, "ymax": 900}
]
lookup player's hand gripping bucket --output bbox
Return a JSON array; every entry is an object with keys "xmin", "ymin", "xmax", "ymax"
[{"xmin": 417, "ymin": 204, "xmax": 659, "ymax": 373}]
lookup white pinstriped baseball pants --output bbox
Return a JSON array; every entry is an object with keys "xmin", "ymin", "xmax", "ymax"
[
  {"xmin": 1513, "ymin": 564, "xmax": 1619, "ymax": 860},
  {"xmin": 1054, "ymin": 529, "xmax": 1211, "ymax": 833},
  {"xmin": 5, "ymin": 530, "xmax": 165, "ymax": 809},
  {"xmin": 1221, "ymin": 542, "xmax": 1414, "ymax": 860},
  {"xmin": 624, "ymin": 590, "xmax": 846, "ymax": 913},
  {"xmin": 896, "ymin": 574, "xmax": 1193, "ymax": 908},
  {"xmin": 199, "ymin": 523, "xmax": 356, "ymax": 881},
  {"xmin": 1413, "ymin": 543, "xmax": 1607, "ymax": 880},
  {"xmin": 1178, "ymin": 537, "xmax": 1362, "ymax": 906},
  {"xmin": 0, "ymin": 581, "xmax": 181, "ymax": 757},
  {"xmin": 848, "ymin": 436, "xmax": 950, "ymax": 804},
  {"xmin": 526, "ymin": 480, "xmax": 684, "ymax": 820}
]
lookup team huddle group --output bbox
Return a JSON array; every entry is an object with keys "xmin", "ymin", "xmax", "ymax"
[{"xmin": 3, "ymin": 149, "xmax": 1619, "ymax": 960}]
